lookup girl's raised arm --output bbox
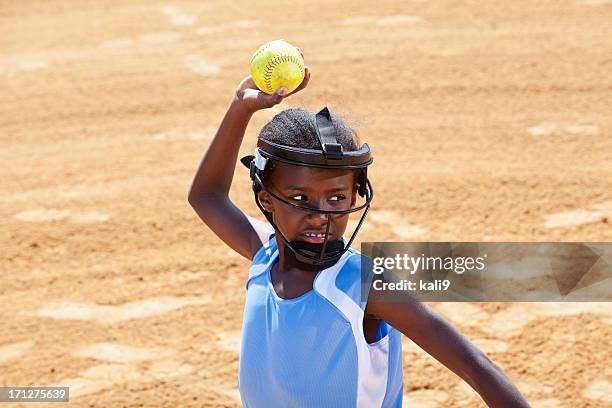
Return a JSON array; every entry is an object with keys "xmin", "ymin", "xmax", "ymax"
[{"xmin": 188, "ymin": 71, "xmax": 310, "ymax": 260}]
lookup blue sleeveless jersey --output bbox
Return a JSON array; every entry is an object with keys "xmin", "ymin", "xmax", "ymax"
[{"xmin": 238, "ymin": 238, "xmax": 403, "ymax": 407}]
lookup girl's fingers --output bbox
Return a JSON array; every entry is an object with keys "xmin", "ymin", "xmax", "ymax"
[
  {"xmin": 288, "ymin": 66, "xmax": 310, "ymax": 96},
  {"xmin": 256, "ymin": 88, "xmax": 285, "ymax": 108},
  {"xmin": 273, "ymin": 87, "xmax": 288, "ymax": 104},
  {"xmin": 239, "ymin": 65, "xmax": 308, "ymax": 109}
]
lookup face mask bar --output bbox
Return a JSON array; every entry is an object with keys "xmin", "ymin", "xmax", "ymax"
[{"xmin": 253, "ymin": 171, "xmax": 374, "ymax": 216}]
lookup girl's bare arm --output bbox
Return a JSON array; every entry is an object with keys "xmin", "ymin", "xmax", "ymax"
[
  {"xmin": 366, "ymin": 291, "xmax": 531, "ymax": 407},
  {"xmin": 188, "ymin": 71, "xmax": 310, "ymax": 260}
]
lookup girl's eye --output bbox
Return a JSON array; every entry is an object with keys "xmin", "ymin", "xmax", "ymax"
[{"xmin": 289, "ymin": 194, "xmax": 345, "ymax": 203}]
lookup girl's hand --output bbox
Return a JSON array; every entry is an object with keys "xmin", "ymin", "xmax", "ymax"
[{"xmin": 234, "ymin": 49, "xmax": 310, "ymax": 113}]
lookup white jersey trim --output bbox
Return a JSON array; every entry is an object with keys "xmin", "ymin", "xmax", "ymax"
[
  {"xmin": 247, "ymin": 237, "xmax": 277, "ymax": 281},
  {"xmin": 245, "ymin": 214, "xmax": 275, "ymax": 248},
  {"xmin": 314, "ymin": 250, "xmax": 389, "ymax": 408}
]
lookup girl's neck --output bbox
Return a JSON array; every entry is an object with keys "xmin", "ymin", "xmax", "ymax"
[{"xmin": 276, "ymin": 246, "xmax": 314, "ymax": 275}]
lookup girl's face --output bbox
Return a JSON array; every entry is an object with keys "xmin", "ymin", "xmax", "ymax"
[{"xmin": 258, "ymin": 161, "xmax": 358, "ymax": 244}]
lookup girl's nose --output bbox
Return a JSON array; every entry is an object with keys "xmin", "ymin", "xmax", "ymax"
[{"xmin": 307, "ymin": 211, "xmax": 329, "ymax": 227}]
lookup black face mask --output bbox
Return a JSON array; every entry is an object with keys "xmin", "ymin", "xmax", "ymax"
[{"xmin": 282, "ymin": 239, "xmax": 346, "ymax": 272}]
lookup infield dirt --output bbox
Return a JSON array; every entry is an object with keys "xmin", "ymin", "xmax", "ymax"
[{"xmin": 2, "ymin": 1, "xmax": 611, "ymax": 407}]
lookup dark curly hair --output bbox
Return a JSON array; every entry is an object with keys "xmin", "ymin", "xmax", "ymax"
[
  {"xmin": 258, "ymin": 108, "xmax": 361, "ymax": 183},
  {"xmin": 259, "ymin": 108, "xmax": 360, "ymax": 150}
]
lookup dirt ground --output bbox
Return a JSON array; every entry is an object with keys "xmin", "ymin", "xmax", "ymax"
[{"xmin": 2, "ymin": 0, "xmax": 612, "ymax": 407}]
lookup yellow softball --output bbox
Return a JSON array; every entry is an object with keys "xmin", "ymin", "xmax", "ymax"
[{"xmin": 250, "ymin": 40, "xmax": 305, "ymax": 95}]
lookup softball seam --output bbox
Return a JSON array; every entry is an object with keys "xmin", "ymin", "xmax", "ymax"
[
  {"xmin": 263, "ymin": 54, "xmax": 304, "ymax": 94},
  {"xmin": 250, "ymin": 42, "xmax": 274, "ymax": 65}
]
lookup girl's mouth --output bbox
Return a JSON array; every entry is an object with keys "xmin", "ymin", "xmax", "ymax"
[{"xmin": 300, "ymin": 232, "xmax": 328, "ymax": 244}]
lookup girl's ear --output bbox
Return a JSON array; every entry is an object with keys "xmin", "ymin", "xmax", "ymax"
[{"xmin": 257, "ymin": 191, "xmax": 274, "ymax": 213}]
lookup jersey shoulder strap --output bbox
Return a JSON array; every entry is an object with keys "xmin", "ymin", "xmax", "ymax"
[{"xmin": 248, "ymin": 235, "xmax": 278, "ymax": 283}]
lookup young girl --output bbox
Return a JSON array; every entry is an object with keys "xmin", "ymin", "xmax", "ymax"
[{"xmin": 188, "ymin": 57, "xmax": 531, "ymax": 407}]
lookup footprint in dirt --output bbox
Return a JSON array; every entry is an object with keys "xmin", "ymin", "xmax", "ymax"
[
  {"xmin": 14, "ymin": 208, "xmax": 110, "ymax": 223},
  {"xmin": 0, "ymin": 340, "xmax": 34, "ymax": 364},
  {"xmin": 221, "ymin": 386, "xmax": 242, "ymax": 404},
  {"xmin": 58, "ymin": 363, "xmax": 143, "ymax": 398},
  {"xmin": 529, "ymin": 398, "xmax": 562, "ymax": 408},
  {"xmin": 342, "ymin": 15, "xmax": 423, "ymax": 26},
  {"xmin": 578, "ymin": 0, "xmax": 612, "ymax": 6},
  {"xmin": 544, "ymin": 202, "xmax": 612, "ymax": 229},
  {"xmin": 184, "ymin": 55, "xmax": 221, "ymax": 76},
  {"xmin": 369, "ymin": 210, "xmax": 427, "ymax": 239},
  {"xmin": 35, "ymin": 296, "xmax": 210, "ymax": 324},
  {"xmin": 160, "ymin": 5, "xmax": 196, "ymax": 27},
  {"xmin": 73, "ymin": 343, "xmax": 174, "ymax": 362},
  {"xmin": 527, "ymin": 120, "xmax": 599, "ymax": 137},
  {"xmin": 484, "ymin": 303, "xmax": 612, "ymax": 338},
  {"xmin": 56, "ymin": 359, "xmax": 193, "ymax": 399},
  {"xmin": 583, "ymin": 380, "xmax": 612, "ymax": 403},
  {"xmin": 58, "ymin": 342, "xmax": 193, "ymax": 398},
  {"xmin": 1, "ymin": 56, "xmax": 48, "ymax": 78},
  {"xmin": 216, "ymin": 331, "xmax": 241, "ymax": 353},
  {"xmin": 200, "ymin": 330, "xmax": 241, "ymax": 354},
  {"xmin": 196, "ymin": 20, "xmax": 259, "ymax": 35},
  {"xmin": 152, "ymin": 127, "xmax": 215, "ymax": 141},
  {"xmin": 403, "ymin": 389, "xmax": 448, "ymax": 408},
  {"xmin": 100, "ymin": 32, "xmax": 182, "ymax": 49},
  {"xmin": 375, "ymin": 15, "xmax": 424, "ymax": 26}
]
